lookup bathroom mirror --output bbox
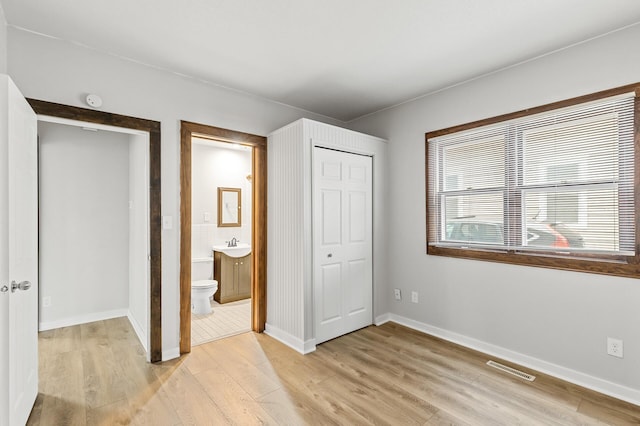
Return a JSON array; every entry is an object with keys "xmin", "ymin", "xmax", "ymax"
[{"xmin": 217, "ymin": 187, "xmax": 241, "ymax": 227}]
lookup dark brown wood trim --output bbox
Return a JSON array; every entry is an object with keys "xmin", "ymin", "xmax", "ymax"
[
  {"xmin": 179, "ymin": 124, "xmax": 192, "ymax": 353},
  {"xmin": 427, "ymin": 246, "xmax": 640, "ymax": 278},
  {"xmin": 179, "ymin": 121, "xmax": 267, "ymax": 354},
  {"xmin": 28, "ymin": 98, "xmax": 163, "ymax": 362},
  {"xmin": 252, "ymin": 142, "xmax": 267, "ymax": 332},
  {"xmin": 425, "ymin": 83, "xmax": 640, "ymax": 279},
  {"xmin": 426, "ymin": 82, "xmax": 640, "ymax": 139}
]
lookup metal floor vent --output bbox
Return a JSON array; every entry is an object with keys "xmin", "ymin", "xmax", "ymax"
[{"xmin": 486, "ymin": 360, "xmax": 536, "ymax": 382}]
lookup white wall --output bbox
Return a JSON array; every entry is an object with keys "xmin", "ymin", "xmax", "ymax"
[
  {"xmin": 0, "ymin": 5, "xmax": 6, "ymax": 74},
  {"xmin": 38, "ymin": 122, "xmax": 130, "ymax": 328},
  {"xmin": 191, "ymin": 143, "xmax": 252, "ymax": 258},
  {"xmin": 128, "ymin": 133, "xmax": 149, "ymax": 351},
  {"xmin": 349, "ymin": 24, "xmax": 640, "ymax": 402},
  {"xmin": 6, "ymin": 27, "xmax": 341, "ymax": 357}
]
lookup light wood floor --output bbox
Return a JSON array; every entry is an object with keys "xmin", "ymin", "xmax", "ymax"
[{"xmin": 27, "ymin": 318, "xmax": 640, "ymax": 425}]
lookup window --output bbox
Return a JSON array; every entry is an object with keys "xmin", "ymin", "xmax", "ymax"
[{"xmin": 426, "ymin": 84, "xmax": 640, "ymax": 277}]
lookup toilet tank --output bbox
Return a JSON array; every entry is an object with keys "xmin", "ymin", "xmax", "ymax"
[{"xmin": 191, "ymin": 257, "xmax": 214, "ymax": 280}]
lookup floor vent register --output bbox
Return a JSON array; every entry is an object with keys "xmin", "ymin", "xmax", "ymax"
[{"xmin": 486, "ymin": 360, "xmax": 536, "ymax": 382}]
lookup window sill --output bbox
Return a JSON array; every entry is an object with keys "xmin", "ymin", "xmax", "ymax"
[{"xmin": 426, "ymin": 245, "xmax": 640, "ymax": 278}]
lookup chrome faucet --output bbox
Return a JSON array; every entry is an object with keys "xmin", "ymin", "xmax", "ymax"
[{"xmin": 227, "ymin": 237, "xmax": 238, "ymax": 247}]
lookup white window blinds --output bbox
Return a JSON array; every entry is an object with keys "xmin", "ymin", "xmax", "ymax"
[{"xmin": 427, "ymin": 92, "xmax": 635, "ymax": 255}]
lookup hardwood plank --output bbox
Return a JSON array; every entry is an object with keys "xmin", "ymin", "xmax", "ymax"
[
  {"xmin": 194, "ymin": 368, "xmax": 278, "ymax": 425},
  {"xmin": 314, "ymin": 374, "xmax": 429, "ymax": 425},
  {"xmin": 51, "ymin": 325, "xmax": 82, "ymax": 354},
  {"xmin": 82, "ymin": 345, "xmax": 127, "ymax": 409},
  {"xmin": 309, "ymin": 348, "xmax": 437, "ymax": 422},
  {"xmin": 85, "ymin": 398, "xmax": 133, "ymax": 426},
  {"xmin": 39, "ymin": 351, "xmax": 86, "ymax": 426},
  {"xmin": 424, "ymin": 409, "xmax": 473, "ymax": 426},
  {"xmin": 104, "ymin": 316, "xmax": 141, "ymax": 347},
  {"xmin": 157, "ymin": 364, "xmax": 231, "ymax": 425},
  {"xmin": 181, "ymin": 345, "xmax": 216, "ymax": 376},
  {"xmin": 256, "ymin": 388, "xmax": 316, "ymax": 426},
  {"xmin": 80, "ymin": 320, "xmax": 110, "ymax": 348},
  {"xmin": 578, "ymin": 396, "xmax": 640, "ymax": 425},
  {"xmin": 32, "ymin": 318, "xmax": 640, "ymax": 425},
  {"xmin": 202, "ymin": 340, "xmax": 282, "ymax": 400}
]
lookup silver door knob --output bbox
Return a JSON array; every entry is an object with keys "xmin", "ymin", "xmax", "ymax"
[
  {"xmin": 327, "ymin": 253, "xmax": 333, "ymax": 258},
  {"xmin": 0, "ymin": 285, "xmax": 8, "ymax": 293},
  {"xmin": 11, "ymin": 280, "xmax": 31, "ymax": 293}
]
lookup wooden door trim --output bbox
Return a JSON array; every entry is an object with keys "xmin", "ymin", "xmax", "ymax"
[
  {"xmin": 26, "ymin": 98, "xmax": 163, "ymax": 362},
  {"xmin": 180, "ymin": 121, "xmax": 267, "ymax": 354}
]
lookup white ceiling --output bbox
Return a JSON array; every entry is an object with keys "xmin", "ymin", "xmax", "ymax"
[{"xmin": 3, "ymin": 0, "xmax": 640, "ymax": 122}]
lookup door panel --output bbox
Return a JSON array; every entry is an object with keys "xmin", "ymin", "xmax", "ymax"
[
  {"xmin": 319, "ymin": 263, "xmax": 342, "ymax": 323},
  {"xmin": 1, "ymin": 75, "xmax": 38, "ymax": 426},
  {"xmin": 346, "ymin": 259, "xmax": 366, "ymax": 315},
  {"xmin": 313, "ymin": 147, "xmax": 372, "ymax": 344},
  {"xmin": 321, "ymin": 190, "xmax": 341, "ymax": 245},
  {"xmin": 348, "ymin": 191, "xmax": 367, "ymax": 242}
]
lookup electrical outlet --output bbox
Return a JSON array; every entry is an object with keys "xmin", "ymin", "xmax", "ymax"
[
  {"xmin": 607, "ymin": 337, "xmax": 624, "ymax": 358},
  {"xmin": 42, "ymin": 296, "xmax": 51, "ymax": 308},
  {"xmin": 393, "ymin": 288, "xmax": 401, "ymax": 301},
  {"xmin": 411, "ymin": 291, "xmax": 419, "ymax": 303}
]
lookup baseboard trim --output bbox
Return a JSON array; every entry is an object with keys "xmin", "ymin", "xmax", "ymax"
[
  {"xmin": 265, "ymin": 323, "xmax": 316, "ymax": 354},
  {"xmin": 126, "ymin": 311, "xmax": 148, "ymax": 353},
  {"xmin": 162, "ymin": 347, "xmax": 180, "ymax": 362},
  {"xmin": 39, "ymin": 308, "xmax": 128, "ymax": 331},
  {"xmin": 374, "ymin": 313, "xmax": 391, "ymax": 326},
  {"xmin": 378, "ymin": 313, "xmax": 640, "ymax": 407}
]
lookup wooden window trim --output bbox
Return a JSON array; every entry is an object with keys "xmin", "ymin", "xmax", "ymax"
[{"xmin": 425, "ymin": 83, "xmax": 640, "ymax": 278}]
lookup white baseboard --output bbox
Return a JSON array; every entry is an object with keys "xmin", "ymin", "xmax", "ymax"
[
  {"xmin": 265, "ymin": 323, "xmax": 316, "ymax": 354},
  {"xmin": 126, "ymin": 311, "xmax": 148, "ymax": 352},
  {"xmin": 163, "ymin": 347, "xmax": 180, "ymax": 362},
  {"xmin": 39, "ymin": 308, "xmax": 128, "ymax": 331},
  {"xmin": 374, "ymin": 313, "xmax": 391, "ymax": 326},
  {"xmin": 376, "ymin": 313, "xmax": 640, "ymax": 407}
]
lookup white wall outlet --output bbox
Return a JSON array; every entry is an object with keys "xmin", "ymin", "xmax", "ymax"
[
  {"xmin": 204, "ymin": 212, "xmax": 210, "ymax": 222},
  {"xmin": 607, "ymin": 337, "xmax": 624, "ymax": 358},
  {"xmin": 42, "ymin": 296, "xmax": 52, "ymax": 308},
  {"xmin": 393, "ymin": 288, "xmax": 401, "ymax": 301},
  {"xmin": 411, "ymin": 291, "xmax": 419, "ymax": 303}
]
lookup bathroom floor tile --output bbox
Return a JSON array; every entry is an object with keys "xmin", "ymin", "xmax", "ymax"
[{"xmin": 191, "ymin": 298, "xmax": 251, "ymax": 346}]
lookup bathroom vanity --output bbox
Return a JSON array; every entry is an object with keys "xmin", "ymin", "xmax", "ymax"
[{"xmin": 213, "ymin": 250, "xmax": 251, "ymax": 303}]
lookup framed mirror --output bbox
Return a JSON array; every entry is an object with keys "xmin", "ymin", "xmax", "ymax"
[{"xmin": 217, "ymin": 187, "xmax": 241, "ymax": 227}]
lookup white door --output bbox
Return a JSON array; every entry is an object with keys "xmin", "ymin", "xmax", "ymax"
[
  {"xmin": 0, "ymin": 75, "xmax": 39, "ymax": 426},
  {"xmin": 313, "ymin": 147, "xmax": 372, "ymax": 344}
]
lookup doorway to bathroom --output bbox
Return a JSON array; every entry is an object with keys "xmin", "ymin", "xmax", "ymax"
[{"xmin": 179, "ymin": 121, "xmax": 266, "ymax": 353}]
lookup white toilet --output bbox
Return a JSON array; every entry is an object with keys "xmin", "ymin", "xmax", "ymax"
[{"xmin": 191, "ymin": 257, "xmax": 219, "ymax": 315}]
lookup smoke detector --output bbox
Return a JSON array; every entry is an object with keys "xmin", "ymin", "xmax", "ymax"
[{"xmin": 85, "ymin": 94, "xmax": 103, "ymax": 108}]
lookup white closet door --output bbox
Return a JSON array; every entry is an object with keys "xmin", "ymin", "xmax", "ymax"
[{"xmin": 313, "ymin": 147, "xmax": 372, "ymax": 344}]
